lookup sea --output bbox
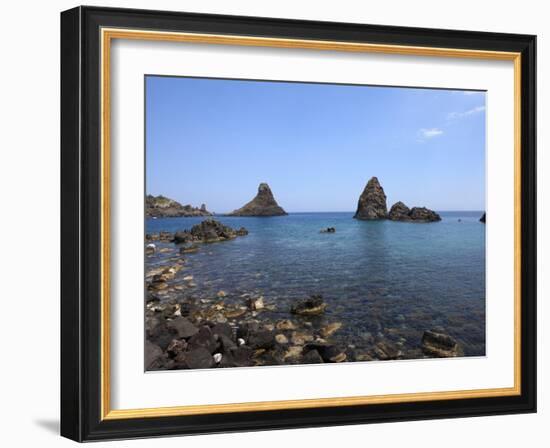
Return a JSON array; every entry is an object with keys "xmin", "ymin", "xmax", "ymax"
[{"xmin": 146, "ymin": 211, "xmax": 486, "ymax": 357}]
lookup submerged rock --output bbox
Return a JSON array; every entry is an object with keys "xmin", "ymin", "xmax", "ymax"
[
  {"xmin": 228, "ymin": 183, "xmax": 287, "ymax": 216},
  {"xmin": 372, "ymin": 341, "xmax": 402, "ymax": 360},
  {"xmin": 291, "ymin": 295, "xmax": 327, "ymax": 316},
  {"xmin": 354, "ymin": 177, "xmax": 388, "ymax": 220},
  {"xmin": 421, "ymin": 330, "xmax": 463, "ymax": 358},
  {"xmin": 246, "ymin": 296, "xmax": 264, "ymax": 311},
  {"xmin": 320, "ymin": 322, "xmax": 343, "ymax": 338}
]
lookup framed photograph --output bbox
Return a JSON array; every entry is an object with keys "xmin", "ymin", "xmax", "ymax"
[{"xmin": 60, "ymin": 6, "xmax": 536, "ymax": 441}]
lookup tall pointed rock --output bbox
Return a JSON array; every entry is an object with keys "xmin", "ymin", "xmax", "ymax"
[
  {"xmin": 354, "ymin": 177, "xmax": 388, "ymax": 220},
  {"xmin": 229, "ymin": 183, "xmax": 287, "ymax": 216}
]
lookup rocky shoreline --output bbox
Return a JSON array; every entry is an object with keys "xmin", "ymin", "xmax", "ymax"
[{"xmin": 145, "ymin": 219, "xmax": 464, "ymax": 370}]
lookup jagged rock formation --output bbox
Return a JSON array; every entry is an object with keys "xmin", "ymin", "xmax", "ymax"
[
  {"xmin": 146, "ymin": 195, "xmax": 212, "ymax": 218},
  {"xmin": 172, "ymin": 219, "xmax": 248, "ymax": 244},
  {"xmin": 354, "ymin": 177, "xmax": 441, "ymax": 223},
  {"xmin": 388, "ymin": 201, "xmax": 410, "ymax": 221},
  {"xmin": 480, "ymin": 212, "xmax": 486, "ymax": 223},
  {"xmin": 228, "ymin": 183, "xmax": 287, "ymax": 216},
  {"xmin": 353, "ymin": 177, "xmax": 388, "ymax": 220},
  {"xmin": 389, "ymin": 201, "xmax": 441, "ymax": 222}
]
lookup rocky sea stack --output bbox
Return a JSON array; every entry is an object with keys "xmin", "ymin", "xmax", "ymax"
[
  {"xmin": 228, "ymin": 183, "xmax": 287, "ymax": 217},
  {"xmin": 354, "ymin": 177, "xmax": 440, "ymax": 223},
  {"xmin": 353, "ymin": 177, "xmax": 388, "ymax": 220},
  {"xmin": 146, "ymin": 195, "xmax": 212, "ymax": 218},
  {"xmin": 480, "ymin": 212, "xmax": 486, "ymax": 223},
  {"xmin": 389, "ymin": 201, "xmax": 441, "ymax": 222}
]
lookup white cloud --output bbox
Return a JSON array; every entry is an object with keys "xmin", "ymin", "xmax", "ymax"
[
  {"xmin": 418, "ymin": 128, "xmax": 444, "ymax": 139},
  {"xmin": 447, "ymin": 105, "xmax": 486, "ymax": 120},
  {"xmin": 462, "ymin": 91, "xmax": 484, "ymax": 96}
]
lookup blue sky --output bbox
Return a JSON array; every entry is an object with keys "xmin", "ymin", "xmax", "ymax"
[{"xmin": 146, "ymin": 76, "xmax": 486, "ymax": 213}]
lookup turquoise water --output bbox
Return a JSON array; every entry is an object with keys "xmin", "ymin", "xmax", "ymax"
[{"xmin": 146, "ymin": 212, "xmax": 486, "ymax": 356}]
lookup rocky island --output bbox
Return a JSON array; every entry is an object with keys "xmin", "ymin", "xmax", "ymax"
[
  {"xmin": 146, "ymin": 194, "xmax": 212, "ymax": 218},
  {"xmin": 388, "ymin": 201, "xmax": 441, "ymax": 222},
  {"xmin": 354, "ymin": 177, "xmax": 441, "ymax": 222},
  {"xmin": 228, "ymin": 183, "xmax": 287, "ymax": 217},
  {"xmin": 353, "ymin": 177, "xmax": 388, "ymax": 220}
]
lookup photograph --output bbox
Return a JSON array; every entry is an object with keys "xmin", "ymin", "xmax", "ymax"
[{"xmin": 144, "ymin": 76, "xmax": 487, "ymax": 371}]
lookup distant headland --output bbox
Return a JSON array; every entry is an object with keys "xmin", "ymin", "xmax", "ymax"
[{"xmin": 146, "ymin": 195, "xmax": 212, "ymax": 218}]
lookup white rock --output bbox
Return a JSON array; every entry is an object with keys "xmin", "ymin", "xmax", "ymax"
[
  {"xmin": 213, "ymin": 353, "xmax": 222, "ymax": 363},
  {"xmin": 237, "ymin": 338, "xmax": 245, "ymax": 346}
]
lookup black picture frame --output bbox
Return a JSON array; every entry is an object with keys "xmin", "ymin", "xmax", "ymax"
[{"xmin": 61, "ymin": 5, "xmax": 536, "ymax": 442}]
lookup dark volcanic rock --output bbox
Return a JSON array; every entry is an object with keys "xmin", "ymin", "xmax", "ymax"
[
  {"xmin": 480, "ymin": 212, "xmax": 486, "ymax": 223},
  {"xmin": 409, "ymin": 207, "xmax": 441, "ymax": 222},
  {"xmin": 146, "ymin": 194, "xmax": 212, "ymax": 218},
  {"xmin": 219, "ymin": 346, "xmax": 255, "ymax": 368},
  {"xmin": 228, "ymin": 183, "xmax": 287, "ymax": 216},
  {"xmin": 173, "ymin": 219, "xmax": 248, "ymax": 244},
  {"xmin": 178, "ymin": 347, "xmax": 214, "ymax": 369},
  {"xmin": 354, "ymin": 177, "xmax": 388, "ymax": 220},
  {"xmin": 388, "ymin": 201, "xmax": 411, "ymax": 220},
  {"xmin": 187, "ymin": 326, "xmax": 218, "ymax": 353},
  {"xmin": 304, "ymin": 342, "xmax": 346, "ymax": 363},
  {"xmin": 167, "ymin": 317, "xmax": 199, "ymax": 339},
  {"xmin": 389, "ymin": 202, "xmax": 441, "ymax": 222},
  {"xmin": 302, "ymin": 349, "xmax": 324, "ymax": 364},
  {"xmin": 421, "ymin": 330, "xmax": 463, "ymax": 358},
  {"xmin": 145, "ymin": 340, "xmax": 164, "ymax": 370},
  {"xmin": 291, "ymin": 295, "xmax": 327, "ymax": 316},
  {"xmin": 247, "ymin": 330, "xmax": 275, "ymax": 350}
]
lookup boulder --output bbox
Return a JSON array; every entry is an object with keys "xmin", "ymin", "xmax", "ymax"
[
  {"xmin": 320, "ymin": 322, "xmax": 343, "ymax": 338},
  {"xmin": 166, "ymin": 317, "xmax": 199, "ymax": 339},
  {"xmin": 301, "ymin": 349, "xmax": 324, "ymax": 364},
  {"xmin": 228, "ymin": 183, "xmax": 287, "ymax": 216},
  {"xmin": 166, "ymin": 339, "xmax": 187, "ymax": 357},
  {"xmin": 421, "ymin": 330, "xmax": 463, "ymax": 357},
  {"xmin": 247, "ymin": 330, "xmax": 275, "ymax": 350},
  {"xmin": 178, "ymin": 347, "xmax": 215, "ymax": 369},
  {"xmin": 291, "ymin": 295, "xmax": 327, "ymax": 316},
  {"xmin": 144, "ymin": 340, "xmax": 164, "ymax": 370},
  {"xmin": 219, "ymin": 346, "xmax": 254, "ymax": 368},
  {"xmin": 304, "ymin": 342, "xmax": 346, "ymax": 363},
  {"xmin": 354, "ymin": 177, "xmax": 388, "ymax": 220},
  {"xmin": 187, "ymin": 326, "xmax": 218, "ymax": 353},
  {"xmin": 372, "ymin": 341, "xmax": 402, "ymax": 360}
]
